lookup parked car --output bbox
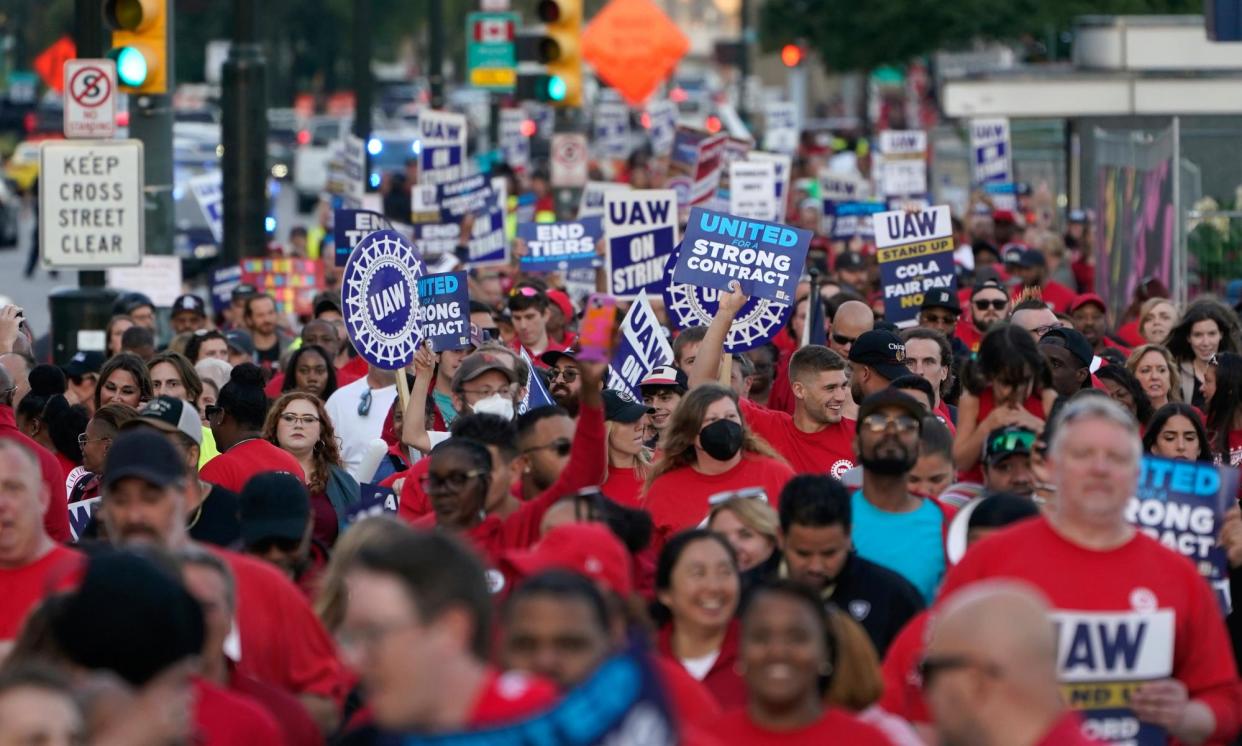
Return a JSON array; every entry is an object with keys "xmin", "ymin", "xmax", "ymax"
[{"xmin": 5, "ymin": 141, "xmax": 40, "ymax": 193}]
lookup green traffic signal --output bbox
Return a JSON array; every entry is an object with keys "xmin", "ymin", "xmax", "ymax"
[
  {"xmin": 111, "ymin": 47, "xmax": 149, "ymax": 86},
  {"xmin": 546, "ymin": 75, "xmax": 567, "ymax": 101}
]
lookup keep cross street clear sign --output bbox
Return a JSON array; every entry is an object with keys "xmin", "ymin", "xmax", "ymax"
[{"xmin": 39, "ymin": 139, "xmax": 144, "ymax": 268}]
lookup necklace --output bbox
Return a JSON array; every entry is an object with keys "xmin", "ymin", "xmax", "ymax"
[{"xmin": 186, "ymin": 481, "xmax": 210, "ymax": 529}]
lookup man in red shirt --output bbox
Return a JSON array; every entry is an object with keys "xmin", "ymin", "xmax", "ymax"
[
  {"xmin": 1071, "ymin": 293, "xmax": 1131, "ymax": 356},
  {"xmin": 690, "ymin": 284, "xmax": 856, "ymax": 478},
  {"xmin": 0, "ymin": 364, "xmax": 70, "ymax": 542},
  {"xmin": 0, "ymin": 439, "xmax": 82, "ymax": 653},
  {"xmin": 97, "ymin": 429, "xmax": 348, "ymax": 734},
  {"xmin": 939, "ymin": 396, "xmax": 1242, "ymax": 744},
  {"xmin": 508, "ymin": 285, "xmax": 568, "ymax": 363},
  {"xmin": 956, "ymin": 279, "xmax": 1011, "ymax": 353},
  {"xmin": 1003, "ymin": 245, "xmax": 1077, "ymax": 313},
  {"xmin": 923, "ymin": 581, "xmax": 1102, "ymax": 745},
  {"xmin": 338, "ymin": 527, "xmax": 557, "ymax": 738},
  {"xmin": 202, "ymin": 363, "xmax": 305, "ymax": 492}
]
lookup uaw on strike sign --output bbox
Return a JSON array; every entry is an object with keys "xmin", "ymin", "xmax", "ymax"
[{"xmin": 40, "ymin": 140, "xmax": 144, "ymax": 268}]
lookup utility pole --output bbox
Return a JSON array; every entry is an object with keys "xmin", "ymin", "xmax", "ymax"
[
  {"xmin": 737, "ymin": 0, "xmax": 750, "ymax": 125},
  {"xmin": 73, "ymin": 0, "xmax": 108, "ymax": 290},
  {"xmin": 353, "ymin": 0, "xmax": 373, "ymax": 188},
  {"xmin": 429, "ymin": 0, "xmax": 444, "ymax": 108},
  {"xmin": 221, "ymin": 0, "xmax": 269, "ymax": 262}
]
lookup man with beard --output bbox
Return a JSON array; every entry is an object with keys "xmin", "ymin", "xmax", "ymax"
[
  {"xmin": 1003, "ymin": 246, "xmax": 1076, "ymax": 314},
  {"xmin": 850, "ymin": 389, "xmax": 950, "ymax": 603},
  {"xmin": 1071, "ymin": 293, "xmax": 1130, "ymax": 355},
  {"xmin": 243, "ymin": 294, "xmax": 295, "ymax": 376},
  {"xmin": 540, "ymin": 348, "xmax": 581, "ymax": 417},
  {"xmin": 980, "ymin": 425, "xmax": 1038, "ymax": 499},
  {"xmin": 691, "ymin": 285, "xmax": 857, "ymax": 478},
  {"xmin": 847, "ymin": 330, "xmax": 909, "ymax": 407},
  {"xmin": 773, "ymin": 474, "xmax": 923, "ymax": 658},
  {"xmin": 957, "ymin": 279, "xmax": 1011, "ymax": 353}
]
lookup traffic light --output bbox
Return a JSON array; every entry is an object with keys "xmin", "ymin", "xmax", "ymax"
[
  {"xmin": 105, "ymin": 0, "xmax": 168, "ymax": 94},
  {"xmin": 781, "ymin": 44, "xmax": 804, "ymax": 68},
  {"xmin": 515, "ymin": 0, "xmax": 581, "ymax": 107}
]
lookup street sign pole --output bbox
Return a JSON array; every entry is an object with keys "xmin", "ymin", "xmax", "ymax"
[{"xmin": 221, "ymin": 0, "xmax": 268, "ymax": 263}]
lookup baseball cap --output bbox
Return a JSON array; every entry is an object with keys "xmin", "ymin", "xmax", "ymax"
[
  {"xmin": 992, "ymin": 209, "xmax": 1016, "ymax": 224},
  {"xmin": 125, "ymin": 395, "xmax": 203, "ymax": 446},
  {"xmin": 983, "ymin": 425, "xmax": 1036, "ymax": 465},
  {"xmin": 113, "ymin": 292, "xmax": 155, "ymax": 316},
  {"xmin": 848, "ymin": 330, "xmax": 908, "ymax": 382},
  {"xmin": 539, "ymin": 347, "xmax": 579, "ymax": 368},
  {"xmin": 1039, "ymin": 327, "xmax": 1093, "ymax": 369},
  {"xmin": 545, "ymin": 289, "xmax": 575, "ymax": 321},
  {"xmin": 603, "ymin": 388, "xmax": 654, "ymax": 423},
  {"xmin": 970, "ymin": 278, "xmax": 1007, "ymax": 299},
  {"xmin": 1001, "ymin": 243, "xmax": 1028, "ymax": 266},
  {"xmin": 1070, "ymin": 293, "xmax": 1107, "ymax": 314},
  {"xmin": 63, "ymin": 350, "xmax": 104, "ymax": 379},
  {"xmin": 857, "ymin": 388, "xmax": 926, "ymax": 426},
  {"xmin": 171, "ymin": 294, "xmax": 206, "ymax": 318},
  {"xmin": 639, "ymin": 365, "xmax": 689, "ymax": 393},
  {"xmin": 312, "ymin": 292, "xmax": 342, "ymax": 317},
  {"xmin": 223, "ymin": 329, "xmax": 255, "ymax": 357},
  {"xmin": 972, "ymin": 241, "xmax": 1001, "ymax": 261},
  {"xmin": 231, "ymin": 284, "xmax": 258, "ymax": 302},
  {"xmin": 240, "ymin": 472, "xmax": 310, "ymax": 545},
  {"xmin": 920, "ymin": 288, "xmax": 961, "ymax": 314},
  {"xmin": 835, "ymin": 251, "xmax": 866, "ymax": 272},
  {"xmin": 101, "ymin": 430, "xmax": 187, "ymax": 493},
  {"xmin": 452, "ymin": 351, "xmax": 518, "ymax": 389},
  {"xmin": 503, "ymin": 523, "xmax": 634, "ymax": 596}
]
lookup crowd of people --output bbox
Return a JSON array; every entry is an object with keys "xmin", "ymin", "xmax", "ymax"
[{"xmin": 5, "ymin": 156, "xmax": 1242, "ymax": 745}]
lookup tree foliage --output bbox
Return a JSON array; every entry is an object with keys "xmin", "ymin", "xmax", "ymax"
[{"xmin": 759, "ymin": 0, "xmax": 1202, "ymax": 72}]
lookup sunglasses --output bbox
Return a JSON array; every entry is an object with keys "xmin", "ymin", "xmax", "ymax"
[
  {"xmin": 917, "ymin": 655, "xmax": 999, "ymax": 690},
  {"xmin": 249, "ymin": 536, "xmax": 303, "ymax": 554},
  {"xmin": 831, "ymin": 333, "xmax": 857, "ymax": 347},
  {"xmin": 547, "ymin": 368, "xmax": 579, "ymax": 383},
  {"xmin": 860, "ymin": 413, "xmax": 919, "ymax": 433},
  {"xmin": 509, "ymin": 286, "xmax": 541, "ymax": 298},
  {"xmin": 974, "ymin": 299, "xmax": 1008, "ymax": 311},
  {"xmin": 920, "ymin": 313, "xmax": 957, "ymax": 325},
  {"xmin": 421, "ymin": 469, "xmax": 488, "ymax": 494},
  {"xmin": 523, "ymin": 438, "xmax": 572, "ymax": 458},
  {"xmin": 358, "ymin": 388, "xmax": 372, "ymax": 416},
  {"xmin": 987, "ymin": 429, "xmax": 1037, "ymax": 455}
]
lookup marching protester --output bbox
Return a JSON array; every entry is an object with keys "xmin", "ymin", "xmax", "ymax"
[
  {"xmin": 1167, "ymin": 298, "xmax": 1241, "ymax": 407},
  {"xmin": 201, "ymin": 364, "xmax": 304, "ymax": 491},
  {"xmin": 1144, "ymin": 402, "xmax": 1212, "ymax": 461},
  {"xmin": 1127, "ymin": 343, "xmax": 1179, "ymax": 410}
]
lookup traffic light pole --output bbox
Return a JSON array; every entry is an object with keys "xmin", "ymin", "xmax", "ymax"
[
  {"xmin": 74, "ymin": 0, "xmax": 108, "ymax": 290},
  {"xmin": 130, "ymin": 91, "xmax": 175, "ymax": 260},
  {"xmin": 428, "ymin": 0, "xmax": 445, "ymax": 108},
  {"xmin": 221, "ymin": 0, "xmax": 269, "ymax": 262},
  {"xmin": 737, "ymin": 0, "xmax": 750, "ymax": 125}
]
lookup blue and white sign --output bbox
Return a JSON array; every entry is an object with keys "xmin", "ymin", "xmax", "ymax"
[
  {"xmin": 334, "ymin": 208, "xmax": 390, "ymax": 267},
  {"xmin": 499, "ymin": 108, "xmax": 529, "ymax": 172},
  {"xmin": 578, "ymin": 181, "xmax": 629, "ymax": 219},
  {"xmin": 762, "ymin": 101, "xmax": 799, "ymax": 155},
  {"xmin": 517, "ymin": 217, "xmax": 603, "ymax": 272},
  {"xmin": 593, "ymin": 102, "xmax": 631, "ymax": 160},
  {"xmin": 412, "ymin": 173, "xmax": 494, "ymax": 222},
  {"xmin": 209, "ymin": 264, "xmax": 244, "ymax": 316},
  {"xmin": 877, "ymin": 130, "xmax": 927, "ymax": 199},
  {"xmin": 970, "ymin": 117, "xmax": 1016, "ymax": 211},
  {"xmin": 1129, "ymin": 456, "xmax": 1239, "ymax": 613},
  {"xmin": 68, "ymin": 497, "xmax": 100, "ymax": 542},
  {"xmin": 415, "ymin": 271, "xmax": 471, "ymax": 352},
  {"xmin": 728, "ymin": 160, "xmax": 778, "ymax": 222},
  {"xmin": 517, "ymin": 347, "xmax": 556, "ymax": 415},
  {"xmin": 604, "ymin": 189, "xmax": 678, "ymax": 301},
  {"xmin": 411, "ymin": 185, "xmax": 508, "ymax": 268},
  {"xmin": 188, "ymin": 171, "xmax": 224, "ymax": 244},
  {"xmin": 672, "ymin": 207, "xmax": 809, "ymax": 305},
  {"xmin": 875, "ymin": 205, "xmax": 955, "ymax": 327},
  {"xmin": 344, "ymin": 483, "xmax": 398, "ymax": 525},
  {"xmin": 342, "ymin": 230, "xmax": 426, "ymax": 369},
  {"xmin": 663, "ymin": 247, "xmax": 791, "ymax": 352},
  {"xmin": 830, "ymin": 200, "xmax": 886, "ymax": 241},
  {"xmin": 647, "ymin": 100, "xmax": 677, "ymax": 157},
  {"xmin": 749, "ymin": 151, "xmax": 791, "ymax": 213},
  {"xmin": 419, "ymin": 109, "xmax": 468, "ymax": 185},
  {"xmin": 607, "ymin": 291, "xmax": 674, "ymax": 398}
]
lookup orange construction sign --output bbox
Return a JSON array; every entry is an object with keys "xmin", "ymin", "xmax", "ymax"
[
  {"xmin": 582, "ymin": 0, "xmax": 689, "ymax": 107},
  {"xmin": 34, "ymin": 36, "xmax": 76, "ymax": 93}
]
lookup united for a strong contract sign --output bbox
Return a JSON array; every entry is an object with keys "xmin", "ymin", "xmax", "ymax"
[
  {"xmin": 342, "ymin": 230, "xmax": 426, "ymax": 369},
  {"xmin": 672, "ymin": 207, "xmax": 810, "ymax": 304}
]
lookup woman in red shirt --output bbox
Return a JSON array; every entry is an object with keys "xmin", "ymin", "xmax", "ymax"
[
  {"xmin": 655, "ymin": 529, "xmax": 745, "ymax": 710},
  {"xmin": 1204, "ymin": 352, "xmax": 1242, "ymax": 469},
  {"xmin": 704, "ymin": 580, "xmax": 890, "ymax": 745},
  {"xmin": 599, "ymin": 390, "xmax": 653, "ymax": 508},
  {"xmin": 643, "ymin": 385, "xmax": 793, "ymax": 544}
]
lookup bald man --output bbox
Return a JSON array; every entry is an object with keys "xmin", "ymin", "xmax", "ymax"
[
  {"xmin": 0, "ymin": 352, "xmax": 31, "ymax": 409},
  {"xmin": 829, "ymin": 300, "xmax": 874, "ymax": 419},
  {"xmin": 924, "ymin": 581, "xmax": 1096, "ymax": 745},
  {"xmin": 0, "ymin": 365, "xmax": 70, "ymax": 542}
]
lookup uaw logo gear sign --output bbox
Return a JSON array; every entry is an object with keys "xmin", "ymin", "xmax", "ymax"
[
  {"xmin": 343, "ymin": 230, "xmax": 426, "ymax": 370},
  {"xmin": 662, "ymin": 247, "xmax": 790, "ymax": 353}
]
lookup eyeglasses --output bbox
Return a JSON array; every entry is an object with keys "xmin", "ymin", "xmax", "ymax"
[
  {"xmin": 973, "ymin": 299, "xmax": 1008, "ymax": 311},
  {"xmin": 860, "ymin": 413, "xmax": 919, "ymax": 433},
  {"xmin": 77, "ymin": 434, "xmax": 112, "ymax": 447},
  {"xmin": 249, "ymin": 536, "xmax": 303, "ymax": 554},
  {"xmin": 523, "ymin": 438, "xmax": 571, "ymax": 457},
  {"xmin": 358, "ymin": 388, "xmax": 372, "ymax": 416},
  {"xmin": 461, "ymin": 385, "xmax": 513, "ymax": 398},
  {"xmin": 204, "ymin": 405, "xmax": 223, "ymax": 421},
  {"xmin": 547, "ymin": 368, "xmax": 579, "ymax": 383},
  {"xmin": 917, "ymin": 654, "xmax": 1001, "ymax": 690},
  {"xmin": 420, "ymin": 469, "xmax": 488, "ymax": 494},
  {"xmin": 280, "ymin": 413, "xmax": 321, "ymax": 426},
  {"xmin": 708, "ymin": 487, "xmax": 769, "ymax": 506},
  {"xmin": 337, "ymin": 619, "xmax": 418, "ymax": 654},
  {"xmin": 831, "ymin": 333, "xmax": 856, "ymax": 347},
  {"xmin": 920, "ymin": 313, "xmax": 957, "ymax": 325},
  {"xmin": 987, "ymin": 428, "xmax": 1036, "ymax": 456}
]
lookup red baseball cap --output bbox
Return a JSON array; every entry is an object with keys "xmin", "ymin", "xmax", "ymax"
[
  {"xmin": 503, "ymin": 523, "xmax": 633, "ymax": 596},
  {"xmin": 1070, "ymin": 293, "xmax": 1107, "ymax": 314},
  {"xmin": 546, "ymin": 289, "xmax": 575, "ymax": 321}
]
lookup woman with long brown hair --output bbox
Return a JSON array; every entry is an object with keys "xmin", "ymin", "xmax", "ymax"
[
  {"xmin": 263, "ymin": 391, "xmax": 360, "ymax": 547},
  {"xmin": 643, "ymin": 384, "xmax": 793, "ymax": 548}
]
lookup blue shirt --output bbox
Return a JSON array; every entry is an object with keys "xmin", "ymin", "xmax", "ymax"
[{"xmin": 851, "ymin": 490, "xmax": 945, "ymax": 603}]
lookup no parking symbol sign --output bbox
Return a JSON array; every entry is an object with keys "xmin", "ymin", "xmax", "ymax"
[{"xmin": 64, "ymin": 59, "xmax": 116, "ymax": 139}]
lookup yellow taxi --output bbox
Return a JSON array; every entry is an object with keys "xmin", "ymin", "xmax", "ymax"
[{"xmin": 5, "ymin": 141, "xmax": 40, "ymax": 193}]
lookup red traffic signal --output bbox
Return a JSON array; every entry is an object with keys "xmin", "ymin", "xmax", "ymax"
[{"xmin": 781, "ymin": 44, "xmax": 804, "ymax": 68}]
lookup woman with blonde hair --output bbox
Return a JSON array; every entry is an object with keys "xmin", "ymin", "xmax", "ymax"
[
  {"xmin": 313, "ymin": 515, "xmax": 409, "ymax": 632},
  {"xmin": 1138, "ymin": 297, "xmax": 1179, "ymax": 346},
  {"xmin": 643, "ymin": 384, "xmax": 793, "ymax": 547},
  {"xmin": 1126, "ymin": 344, "xmax": 1181, "ymax": 410},
  {"xmin": 825, "ymin": 606, "xmax": 923, "ymax": 745},
  {"xmin": 263, "ymin": 391, "xmax": 360, "ymax": 547},
  {"xmin": 599, "ymin": 390, "xmax": 654, "ymax": 507},
  {"xmin": 707, "ymin": 495, "xmax": 780, "ymax": 593}
]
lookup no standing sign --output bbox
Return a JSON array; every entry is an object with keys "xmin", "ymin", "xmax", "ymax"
[{"xmin": 64, "ymin": 59, "xmax": 117, "ymax": 139}]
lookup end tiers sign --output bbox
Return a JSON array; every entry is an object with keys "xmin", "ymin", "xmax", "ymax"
[{"xmin": 39, "ymin": 139, "xmax": 144, "ymax": 268}]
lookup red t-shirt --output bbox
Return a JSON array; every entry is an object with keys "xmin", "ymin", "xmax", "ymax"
[
  {"xmin": 213, "ymin": 547, "xmax": 350, "ymax": 705},
  {"xmin": 654, "ymin": 656, "xmax": 722, "ymax": 729},
  {"xmin": 704, "ymin": 707, "xmax": 891, "ymax": 745},
  {"xmin": 0, "ymin": 405, "xmax": 69, "ymax": 543},
  {"xmin": 600, "ymin": 465, "xmax": 645, "ymax": 508},
  {"xmin": 960, "ymin": 388, "xmax": 1046, "ymax": 483},
  {"xmin": 228, "ymin": 668, "xmax": 322, "ymax": 746},
  {"xmin": 0, "ymin": 545, "xmax": 83, "ymax": 640},
  {"xmin": 200, "ymin": 439, "xmax": 306, "ymax": 493},
  {"xmin": 644, "ymin": 454, "xmax": 794, "ymax": 547},
  {"xmin": 953, "ymin": 317, "xmax": 985, "ymax": 354},
  {"xmin": 508, "ymin": 335, "xmax": 570, "ymax": 368},
  {"xmin": 740, "ymin": 397, "xmax": 856, "ymax": 478},
  {"xmin": 939, "ymin": 518, "xmax": 1242, "ymax": 743},
  {"xmin": 657, "ymin": 620, "xmax": 747, "ymax": 711},
  {"xmin": 879, "ymin": 610, "xmax": 931, "ymax": 725},
  {"xmin": 193, "ymin": 678, "xmax": 284, "ymax": 746},
  {"xmin": 466, "ymin": 669, "xmax": 559, "ymax": 727}
]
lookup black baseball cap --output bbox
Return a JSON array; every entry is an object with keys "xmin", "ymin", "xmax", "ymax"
[
  {"xmin": 240, "ymin": 472, "xmax": 310, "ymax": 545},
  {"xmin": 539, "ymin": 347, "xmax": 579, "ymax": 368},
  {"xmin": 920, "ymin": 289, "xmax": 961, "ymax": 314},
  {"xmin": 848, "ymin": 330, "xmax": 908, "ymax": 382},
  {"xmin": 1039, "ymin": 327, "xmax": 1093, "ymax": 369},
  {"xmin": 312, "ymin": 292, "xmax": 342, "ymax": 317},
  {"xmin": 125, "ymin": 395, "xmax": 203, "ymax": 446},
  {"xmin": 63, "ymin": 350, "xmax": 104, "ymax": 378},
  {"xmin": 835, "ymin": 251, "xmax": 866, "ymax": 272},
  {"xmin": 231, "ymin": 284, "xmax": 258, "ymax": 302},
  {"xmin": 603, "ymin": 389, "xmax": 655, "ymax": 423},
  {"xmin": 857, "ymin": 388, "xmax": 926, "ymax": 426},
  {"xmin": 983, "ymin": 425, "xmax": 1036, "ymax": 465},
  {"xmin": 171, "ymin": 294, "xmax": 206, "ymax": 318},
  {"xmin": 1001, "ymin": 243, "xmax": 1027, "ymax": 266},
  {"xmin": 223, "ymin": 329, "xmax": 255, "ymax": 357},
  {"xmin": 101, "ymin": 430, "xmax": 187, "ymax": 493},
  {"xmin": 113, "ymin": 292, "xmax": 155, "ymax": 316},
  {"xmin": 970, "ymin": 278, "xmax": 1007, "ymax": 299}
]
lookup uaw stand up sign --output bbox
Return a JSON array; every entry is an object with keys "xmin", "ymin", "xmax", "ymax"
[{"xmin": 343, "ymin": 230, "xmax": 426, "ymax": 369}]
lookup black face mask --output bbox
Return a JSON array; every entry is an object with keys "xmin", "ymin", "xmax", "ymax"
[{"xmin": 699, "ymin": 419, "xmax": 744, "ymax": 461}]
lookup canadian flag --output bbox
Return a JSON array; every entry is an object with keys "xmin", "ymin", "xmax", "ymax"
[{"xmin": 474, "ymin": 19, "xmax": 513, "ymax": 43}]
